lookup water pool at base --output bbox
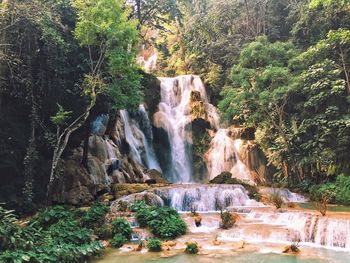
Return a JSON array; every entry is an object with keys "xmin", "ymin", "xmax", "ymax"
[{"xmin": 92, "ymin": 248, "xmax": 350, "ymax": 263}]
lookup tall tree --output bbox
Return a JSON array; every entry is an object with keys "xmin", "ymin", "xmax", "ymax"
[{"xmin": 47, "ymin": 0, "xmax": 142, "ymax": 197}]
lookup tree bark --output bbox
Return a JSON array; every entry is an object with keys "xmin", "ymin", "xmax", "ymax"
[{"xmin": 47, "ymin": 96, "xmax": 96, "ymax": 199}]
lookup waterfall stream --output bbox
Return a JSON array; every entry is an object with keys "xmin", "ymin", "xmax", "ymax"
[{"xmin": 120, "ymin": 106, "xmax": 161, "ymax": 172}]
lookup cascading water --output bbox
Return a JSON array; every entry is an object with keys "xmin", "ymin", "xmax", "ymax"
[
  {"xmin": 154, "ymin": 75, "xmax": 251, "ymax": 183},
  {"xmin": 219, "ymin": 211, "xmax": 350, "ymax": 250},
  {"xmin": 154, "ymin": 76, "xmax": 199, "ymax": 182},
  {"xmin": 113, "ymin": 184, "xmax": 262, "ymax": 212},
  {"xmin": 120, "ymin": 106, "xmax": 161, "ymax": 171},
  {"xmin": 205, "ymin": 129, "xmax": 253, "ymax": 183}
]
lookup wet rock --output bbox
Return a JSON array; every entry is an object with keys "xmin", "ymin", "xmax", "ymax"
[
  {"xmin": 190, "ymin": 90, "xmax": 207, "ymax": 121},
  {"xmin": 282, "ymin": 244, "xmax": 300, "ymax": 254},
  {"xmin": 50, "ymin": 159, "xmax": 95, "ymax": 205},
  {"xmin": 145, "ymin": 179, "xmax": 157, "ymax": 185},
  {"xmin": 146, "ymin": 169, "xmax": 169, "ymax": 184},
  {"xmin": 210, "ymin": 171, "xmax": 233, "ymax": 184},
  {"xmin": 194, "ymin": 215, "xmax": 202, "ymax": 227},
  {"xmin": 212, "ymin": 237, "xmax": 221, "ymax": 246}
]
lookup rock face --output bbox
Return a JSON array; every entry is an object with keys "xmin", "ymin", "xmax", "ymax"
[{"xmin": 52, "ymin": 107, "xmax": 165, "ymax": 205}]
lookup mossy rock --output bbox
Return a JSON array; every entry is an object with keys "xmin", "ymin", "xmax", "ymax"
[
  {"xmin": 112, "ymin": 183, "xmax": 168, "ymax": 199},
  {"xmin": 190, "ymin": 90, "xmax": 207, "ymax": 121},
  {"xmin": 146, "ymin": 169, "xmax": 170, "ymax": 184}
]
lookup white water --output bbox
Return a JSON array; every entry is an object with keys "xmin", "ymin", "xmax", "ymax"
[
  {"xmin": 219, "ymin": 211, "xmax": 350, "ymax": 250},
  {"xmin": 120, "ymin": 106, "xmax": 161, "ymax": 171},
  {"xmin": 155, "ymin": 76, "xmax": 201, "ymax": 182},
  {"xmin": 114, "ymin": 184, "xmax": 262, "ymax": 212},
  {"xmin": 259, "ymin": 187, "xmax": 308, "ymax": 203},
  {"xmin": 205, "ymin": 129, "xmax": 253, "ymax": 183}
]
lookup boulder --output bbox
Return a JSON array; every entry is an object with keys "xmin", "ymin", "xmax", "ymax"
[
  {"xmin": 50, "ymin": 159, "xmax": 95, "ymax": 205},
  {"xmin": 146, "ymin": 169, "xmax": 169, "ymax": 184}
]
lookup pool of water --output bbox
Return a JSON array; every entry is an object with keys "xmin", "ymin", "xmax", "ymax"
[{"xmin": 91, "ymin": 248, "xmax": 350, "ymax": 263}]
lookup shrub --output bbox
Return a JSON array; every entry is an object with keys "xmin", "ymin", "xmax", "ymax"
[
  {"xmin": 110, "ymin": 234, "xmax": 127, "ymax": 248},
  {"xmin": 117, "ymin": 200, "xmax": 128, "ymax": 212},
  {"xmin": 147, "ymin": 239, "xmax": 162, "ymax": 252},
  {"xmin": 310, "ymin": 174, "xmax": 350, "ymax": 205},
  {"xmin": 95, "ymin": 224, "xmax": 113, "ymax": 239},
  {"xmin": 220, "ymin": 211, "xmax": 239, "ymax": 229},
  {"xmin": 270, "ymin": 192, "xmax": 284, "ymax": 209},
  {"xmin": 33, "ymin": 205, "xmax": 74, "ymax": 228},
  {"xmin": 81, "ymin": 202, "xmax": 109, "ymax": 228},
  {"xmin": 128, "ymin": 200, "xmax": 147, "ymax": 213},
  {"xmin": 111, "ymin": 218, "xmax": 132, "ymax": 239},
  {"xmin": 185, "ymin": 242, "xmax": 199, "ymax": 254},
  {"xmin": 0, "ymin": 205, "xmax": 104, "ymax": 263},
  {"xmin": 135, "ymin": 205, "xmax": 187, "ymax": 239}
]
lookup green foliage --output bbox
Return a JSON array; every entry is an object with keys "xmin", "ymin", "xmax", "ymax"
[
  {"xmin": 110, "ymin": 234, "xmax": 127, "ymax": 248},
  {"xmin": 111, "ymin": 218, "xmax": 132, "ymax": 239},
  {"xmin": 134, "ymin": 204, "xmax": 187, "ymax": 239},
  {"xmin": 310, "ymin": 174, "xmax": 350, "ymax": 204},
  {"xmin": 220, "ymin": 211, "xmax": 238, "ymax": 229},
  {"xmin": 33, "ymin": 205, "xmax": 74, "ymax": 228},
  {"xmin": 147, "ymin": 239, "xmax": 162, "ymax": 252},
  {"xmin": 50, "ymin": 104, "xmax": 72, "ymax": 126},
  {"xmin": 0, "ymin": 205, "xmax": 105, "ymax": 263},
  {"xmin": 95, "ymin": 224, "xmax": 113, "ymax": 240},
  {"xmin": 81, "ymin": 202, "xmax": 109, "ymax": 228},
  {"xmin": 185, "ymin": 242, "xmax": 199, "ymax": 254},
  {"xmin": 73, "ymin": 0, "xmax": 143, "ymax": 110}
]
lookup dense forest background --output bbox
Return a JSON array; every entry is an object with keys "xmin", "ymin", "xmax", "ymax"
[{"xmin": 1, "ymin": 0, "xmax": 350, "ymax": 211}]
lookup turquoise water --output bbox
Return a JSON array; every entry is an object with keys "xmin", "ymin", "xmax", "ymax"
[{"xmin": 92, "ymin": 249, "xmax": 350, "ymax": 263}]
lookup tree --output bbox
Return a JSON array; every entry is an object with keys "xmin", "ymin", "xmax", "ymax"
[
  {"xmin": 47, "ymin": 0, "xmax": 142, "ymax": 197},
  {"xmin": 219, "ymin": 37, "xmax": 300, "ymax": 183}
]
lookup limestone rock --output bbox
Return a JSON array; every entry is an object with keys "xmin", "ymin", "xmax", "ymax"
[{"xmin": 146, "ymin": 169, "xmax": 169, "ymax": 184}]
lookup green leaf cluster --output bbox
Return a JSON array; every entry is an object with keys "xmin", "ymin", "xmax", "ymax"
[{"xmin": 134, "ymin": 203, "xmax": 187, "ymax": 239}]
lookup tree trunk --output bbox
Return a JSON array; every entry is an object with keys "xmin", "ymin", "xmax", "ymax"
[
  {"xmin": 82, "ymin": 116, "xmax": 91, "ymax": 168},
  {"xmin": 47, "ymin": 96, "xmax": 96, "ymax": 199}
]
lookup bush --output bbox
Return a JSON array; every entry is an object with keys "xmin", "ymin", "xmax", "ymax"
[
  {"xmin": 185, "ymin": 242, "xmax": 199, "ymax": 254},
  {"xmin": 111, "ymin": 218, "xmax": 132, "ymax": 239},
  {"xmin": 220, "ymin": 211, "xmax": 239, "ymax": 229},
  {"xmin": 33, "ymin": 205, "xmax": 74, "ymax": 228},
  {"xmin": 310, "ymin": 174, "xmax": 350, "ymax": 205},
  {"xmin": 95, "ymin": 224, "xmax": 113, "ymax": 239},
  {"xmin": 134, "ymin": 204, "xmax": 187, "ymax": 239},
  {"xmin": 270, "ymin": 192, "xmax": 284, "ymax": 209},
  {"xmin": 81, "ymin": 202, "xmax": 109, "ymax": 228},
  {"xmin": 0, "ymin": 205, "xmax": 105, "ymax": 263},
  {"xmin": 147, "ymin": 239, "xmax": 162, "ymax": 252},
  {"xmin": 110, "ymin": 234, "xmax": 127, "ymax": 248}
]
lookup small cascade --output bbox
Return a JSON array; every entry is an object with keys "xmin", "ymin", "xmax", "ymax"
[
  {"xmin": 205, "ymin": 128, "xmax": 254, "ymax": 183},
  {"xmin": 219, "ymin": 211, "xmax": 350, "ymax": 250},
  {"xmin": 120, "ymin": 106, "xmax": 161, "ymax": 171},
  {"xmin": 259, "ymin": 187, "xmax": 308, "ymax": 203},
  {"xmin": 114, "ymin": 184, "xmax": 263, "ymax": 212}
]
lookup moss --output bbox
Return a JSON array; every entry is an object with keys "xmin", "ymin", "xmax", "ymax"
[{"xmin": 190, "ymin": 91, "xmax": 207, "ymax": 121}]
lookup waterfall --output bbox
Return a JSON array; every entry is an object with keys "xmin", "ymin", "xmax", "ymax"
[
  {"xmin": 114, "ymin": 184, "xmax": 262, "ymax": 212},
  {"xmin": 120, "ymin": 106, "xmax": 161, "ymax": 171},
  {"xmin": 219, "ymin": 211, "xmax": 350, "ymax": 250},
  {"xmin": 155, "ymin": 76, "xmax": 199, "ymax": 182},
  {"xmin": 205, "ymin": 128, "xmax": 253, "ymax": 183}
]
